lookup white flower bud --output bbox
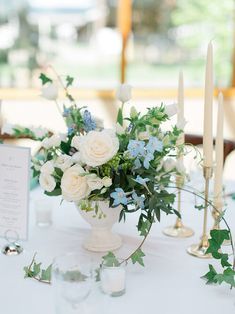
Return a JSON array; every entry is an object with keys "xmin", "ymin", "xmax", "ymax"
[
  {"xmin": 116, "ymin": 84, "xmax": 132, "ymax": 103},
  {"xmin": 102, "ymin": 177, "xmax": 112, "ymax": 187},
  {"xmin": 41, "ymin": 82, "xmax": 58, "ymax": 100},
  {"xmin": 165, "ymin": 103, "xmax": 177, "ymax": 117},
  {"xmin": 130, "ymin": 106, "xmax": 138, "ymax": 119}
]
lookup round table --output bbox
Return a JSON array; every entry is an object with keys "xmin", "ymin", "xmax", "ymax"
[{"xmin": 1, "ymin": 180, "xmax": 235, "ymax": 314}]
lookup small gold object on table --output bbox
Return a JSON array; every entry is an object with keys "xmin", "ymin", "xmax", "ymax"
[
  {"xmin": 187, "ymin": 167, "xmax": 213, "ymax": 258},
  {"xmin": 163, "ymin": 176, "xmax": 194, "ymax": 238}
]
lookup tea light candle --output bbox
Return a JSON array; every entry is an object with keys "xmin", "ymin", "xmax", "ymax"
[
  {"xmin": 101, "ymin": 266, "xmax": 126, "ymax": 296},
  {"xmin": 35, "ymin": 199, "xmax": 53, "ymax": 227}
]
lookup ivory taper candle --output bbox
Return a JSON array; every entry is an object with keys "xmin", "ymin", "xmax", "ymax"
[
  {"xmin": 177, "ymin": 71, "xmax": 185, "ymax": 147},
  {"xmin": 213, "ymin": 92, "xmax": 224, "ymax": 207},
  {"xmin": 203, "ymin": 42, "xmax": 214, "ymax": 168}
]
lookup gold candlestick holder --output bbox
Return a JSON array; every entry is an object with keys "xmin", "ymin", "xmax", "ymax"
[
  {"xmin": 212, "ymin": 200, "xmax": 231, "ymax": 246},
  {"xmin": 163, "ymin": 176, "xmax": 194, "ymax": 238},
  {"xmin": 187, "ymin": 166, "xmax": 213, "ymax": 258},
  {"xmin": 212, "ymin": 200, "xmax": 222, "ymax": 230}
]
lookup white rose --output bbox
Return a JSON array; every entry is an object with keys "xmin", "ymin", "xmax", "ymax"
[
  {"xmin": 55, "ymin": 155, "xmax": 72, "ymax": 172},
  {"xmin": 116, "ymin": 84, "xmax": 132, "ymax": 103},
  {"xmin": 42, "ymin": 134, "xmax": 61, "ymax": 149},
  {"xmin": 87, "ymin": 174, "xmax": 104, "ymax": 191},
  {"xmin": 78, "ymin": 130, "xmax": 119, "ymax": 167},
  {"xmin": 61, "ymin": 165, "xmax": 91, "ymax": 202},
  {"xmin": 1, "ymin": 123, "xmax": 15, "ymax": 135},
  {"xmin": 116, "ymin": 123, "xmax": 125, "ymax": 135},
  {"xmin": 39, "ymin": 173, "xmax": 56, "ymax": 192},
  {"xmin": 41, "ymin": 82, "xmax": 58, "ymax": 100},
  {"xmin": 40, "ymin": 161, "xmax": 54, "ymax": 174},
  {"xmin": 102, "ymin": 177, "xmax": 112, "ymax": 187},
  {"xmin": 71, "ymin": 152, "xmax": 82, "ymax": 164},
  {"xmin": 138, "ymin": 131, "xmax": 150, "ymax": 140},
  {"xmin": 163, "ymin": 158, "xmax": 176, "ymax": 172},
  {"xmin": 165, "ymin": 104, "xmax": 177, "ymax": 117},
  {"xmin": 71, "ymin": 135, "xmax": 80, "ymax": 150},
  {"xmin": 50, "ymin": 134, "xmax": 61, "ymax": 147}
]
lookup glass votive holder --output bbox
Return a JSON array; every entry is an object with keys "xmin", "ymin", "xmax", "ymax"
[
  {"xmin": 52, "ymin": 253, "xmax": 92, "ymax": 314},
  {"xmin": 100, "ymin": 260, "xmax": 127, "ymax": 297},
  {"xmin": 34, "ymin": 198, "xmax": 53, "ymax": 227}
]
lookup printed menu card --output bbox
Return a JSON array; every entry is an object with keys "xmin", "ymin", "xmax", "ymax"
[{"xmin": 0, "ymin": 145, "xmax": 30, "ymax": 240}]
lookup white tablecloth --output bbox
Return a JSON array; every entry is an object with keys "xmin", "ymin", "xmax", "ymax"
[{"xmin": 1, "ymin": 180, "xmax": 235, "ymax": 314}]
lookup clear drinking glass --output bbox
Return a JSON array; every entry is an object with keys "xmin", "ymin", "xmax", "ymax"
[
  {"xmin": 34, "ymin": 198, "xmax": 53, "ymax": 227},
  {"xmin": 53, "ymin": 253, "xmax": 92, "ymax": 314},
  {"xmin": 100, "ymin": 259, "xmax": 127, "ymax": 297}
]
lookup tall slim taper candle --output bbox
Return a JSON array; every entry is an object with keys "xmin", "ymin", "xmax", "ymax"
[
  {"xmin": 188, "ymin": 43, "xmax": 214, "ymax": 258},
  {"xmin": 163, "ymin": 71, "xmax": 194, "ymax": 238},
  {"xmin": 213, "ymin": 92, "xmax": 224, "ymax": 229},
  {"xmin": 203, "ymin": 42, "xmax": 213, "ymax": 168}
]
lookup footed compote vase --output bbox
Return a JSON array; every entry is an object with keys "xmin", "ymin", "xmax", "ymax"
[{"xmin": 76, "ymin": 200, "xmax": 122, "ymax": 252}]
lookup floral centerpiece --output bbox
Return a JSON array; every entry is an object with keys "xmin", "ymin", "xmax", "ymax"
[{"xmin": 32, "ymin": 71, "xmax": 185, "ymax": 258}]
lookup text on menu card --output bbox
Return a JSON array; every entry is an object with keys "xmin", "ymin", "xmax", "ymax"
[{"xmin": 0, "ymin": 145, "xmax": 30, "ymax": 240}]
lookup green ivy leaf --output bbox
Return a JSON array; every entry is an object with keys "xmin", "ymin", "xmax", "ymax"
[
  {"xmin": 195, "ymin": 204, "xmax": 204, "ymax": 210},
  {"xmin": 221, "ymin": 254, "xmax": 232, "ymax": 268},
  {"xmin": 139, "ymin": 220, "xmax": 151, "ymax": 236},
  {"xmin": 214, "ymin": 268, "xmax": 235, "ymax": 287},
  {"xmin": 23, "ymin": 266, "xmax": 34, "ymax": 278},
  {"xmin": 39, "ymin": 73, "xmax": 52, "ymax": 85},
  {"xmin": 131, "ymin": 248, "xmax": 145, "ymax": 267},
  {"xmin": 33, "ymin": 262, "xmax": 42, "ymax": 276},
  {"xmin": 211, "ymin": 229, "xmax": 230, "ymax": 245},
  {"xmin": 41, "ymin": 264, "xmax": 52, "ymax": 282},
  {"xmin": 201, "ymin": 264, "xmax": 218, "ymax": 284},
  {"xmin": 66, "ymin": 75, "xmax": 74, "ymax": 88},
  {"xmin": 102, "ymin": 252, "xmax": 120, "ymax": 267}
]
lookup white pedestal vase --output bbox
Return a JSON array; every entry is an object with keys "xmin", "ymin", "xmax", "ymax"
[{"xmin": 76, "ymin": 200, "xmax": 122, "ymax": 252}]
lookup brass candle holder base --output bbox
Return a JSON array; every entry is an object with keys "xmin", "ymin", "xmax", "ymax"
[
  {"xmin": 187, "ymin": 242, "xmax": 211, "ymax": 259},
  {"xmin": 163, "ymin": 219, "xmax": 194, "ymax": 238},
  {"xmin": 187, "ymin": 235, "xmax": 211, "ymax": 258},
  {"xmin": 187, "ymin": 166, "xmax": 213, "ymax": 259}
]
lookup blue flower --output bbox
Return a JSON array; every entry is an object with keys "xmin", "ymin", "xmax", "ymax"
[
  {"xmin": 110, "ymin": 188, "xmax": 128, "ymax": 206},
  {"xmin": 134, "ymin": 175, "xmax": 150, "ymax": 186},
  {"xmin": 141, "ymin": 150, "xmax": 154, "ymax": 169},
  {"xmin": 68, "ymin": 126, "xmax": 74, "ymax": 135},
  {"xmin": 146, "ymin": 137, "xmax": 163, "ymax": 154},
  {"xmin": 63, "ymin": 107, "xmax": 71, "ymax": 117},
  {"xmin": 127, "ymin": 140, "xmax": 145, "ymax": 158},
  {"xmin": 134, "ymin": 158, "xmax": 141, "ymax": 169},
  {"xmin": 83, "ymin": 110, "xmax": 96, "ymax": 132},
  {"xmin": 132, "ymin": 192, "xmax": 145, "ymax": 209}
]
